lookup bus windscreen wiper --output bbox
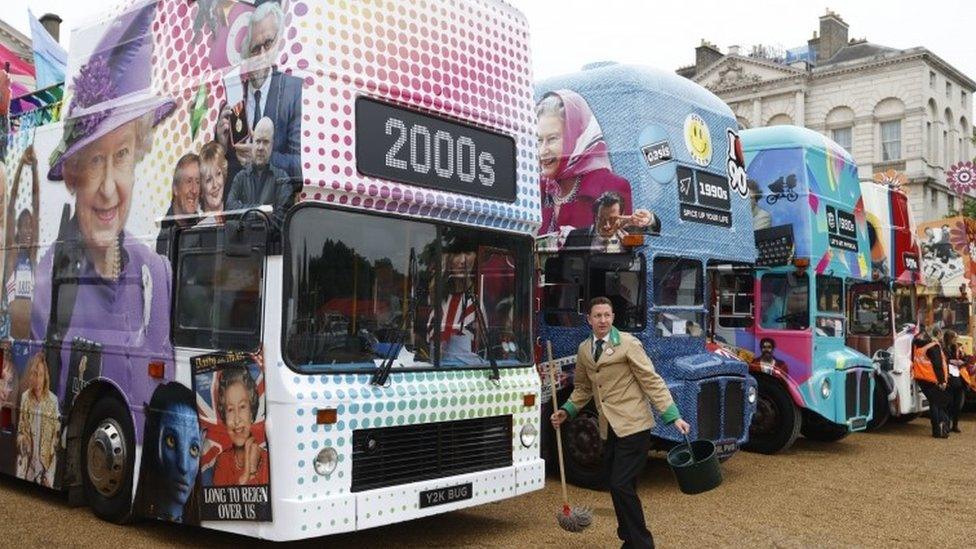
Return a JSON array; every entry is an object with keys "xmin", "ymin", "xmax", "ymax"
[
  {"xmin": 371, "ymin": 249, "xmax": 417, "ymax": 386},
  {"xmin": 466, "ymin": 283, "xmax": 500, "ymax": 381}
]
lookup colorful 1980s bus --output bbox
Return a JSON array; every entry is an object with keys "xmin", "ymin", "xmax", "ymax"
[
  {"xmin": 714, "ymin": 126, "xmax": 875, "ymax": 453},
  {"xmin": 0, "ymin": 0, "xmax": 543, "ymax": 540}
]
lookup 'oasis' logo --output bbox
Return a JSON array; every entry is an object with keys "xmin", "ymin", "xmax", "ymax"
[{"xmin": 726, "ymin": 129, "xmax": 749, "ymax": 199}]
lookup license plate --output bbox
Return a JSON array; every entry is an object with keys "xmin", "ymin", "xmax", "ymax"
[
  {"xmin": 850, "ymin": 417, "xmax": 867, "ymax": 431},
  {"xmin": 715, "ymin": 440, "xmax": 738, "ymax": 456},
  {"xmin": 419, "ymin": 482, "xmax": 473, "ymax": 508}
]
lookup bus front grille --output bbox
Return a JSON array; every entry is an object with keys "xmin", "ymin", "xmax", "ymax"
[
  {"xmin": 351, "ymin": 415, "xmax": 513, "ymax": 492},
  {"xmin": 845, "ymin": 371, "xmax": 858, "ymax": 419},
  {"xmin": 696, "ymin": 379, "xmax": 745, "ymax": 442},
  {"xmin": 697, "ymin": 382, "xmax": 721, "ymax": 440},
  {"xmin": 723, "ymin": 381, "xmax": 745, "ymax": 440},
  {"xmin": 858, "ymin": 371, "xmax": 871, "ymax": 417}
]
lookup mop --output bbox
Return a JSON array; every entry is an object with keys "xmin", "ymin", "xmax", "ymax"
[{"xmin": 546, "ymin": 341, "xmax": 593, "ymax": 533}]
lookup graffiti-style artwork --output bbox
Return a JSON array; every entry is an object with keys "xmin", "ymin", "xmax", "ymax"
[{"xmin": 192, "ymin": 351, "xmax": 272, "ymax": 522}]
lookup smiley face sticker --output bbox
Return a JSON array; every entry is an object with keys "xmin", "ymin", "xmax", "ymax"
[{"xmin": 683, "ymin": 113, "xmax": 712, "ymax": 167}]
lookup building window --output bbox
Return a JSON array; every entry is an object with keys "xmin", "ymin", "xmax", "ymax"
[
  {"xmin": 949, "ymin": 194, "xmax": 956, "ymax": 212},
  {"xmin": 880, "ymin": 120, "xmax": 901, "ymax": 161},
  {"xmin": 930, "ymin": 71, "xmax": 936, "ymax": 88},
  {"xmin": 831, "ymin": 127, "xmax": 853, "ymax": 152},
  {"xmin": 946, "ymin": 81, "xmax": 952, "ymax": 99},
  {"xmin": 963, "ymin": 90, "xmax": 968, "ymax": 107},
  {"xmin": 926, "ymin": 122, "xmax": 933, "ymax": 160},
  {"xmin": 931, "ymin": 188, "xmax": 938, "ymax": 209},
  {"xmin": 944, "ymin": 130, "xmax": 949, "ymax": 167}
]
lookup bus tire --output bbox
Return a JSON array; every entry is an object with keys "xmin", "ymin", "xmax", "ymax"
[
  {"xmin": 800, "ymin": 409, "xmax": 849, "ymax": 442},
  {"xmin": 81, "ymin": 396, "xmax": 136, "ymax": 524},
  {"xmin": 742, "ymin": 375, "xmax": 800, "ymax": 454},
  {"xmin": 560, "ymin": 402, "xmax": 607, "ymax": 490},
  {"xmin": 889, "ymin": 412, "xmax": 918, "ymax": 423},
  {"xmin": 866, "ymin": 378, "xmax": 890, "ymax": 431}
]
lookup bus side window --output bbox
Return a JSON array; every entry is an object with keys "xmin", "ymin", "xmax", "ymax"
[
  {"xmin": 542, "ymin": 255, "xmax": 584, "ymax": 327},
  {"xmin": 590, "ymin": 255, "xmax": 646, "ymax": 332},
  {"xmin": 174, "ymin": 229, "xmax": 264, "ymax": 351}
]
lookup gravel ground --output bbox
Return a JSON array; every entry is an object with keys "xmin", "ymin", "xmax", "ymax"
[{"xmin": 1, "ymin": 415, "xmax": 974, "ymax": 548}]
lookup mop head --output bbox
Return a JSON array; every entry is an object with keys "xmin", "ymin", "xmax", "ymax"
[{"xmin": 557, "ymin": 503, "xmax": 593, "ymax": 533}]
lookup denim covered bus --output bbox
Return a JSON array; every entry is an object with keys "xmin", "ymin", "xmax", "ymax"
[{"xmin": 535, "ymin": 62, "xmax": 757, "ymax": 487}]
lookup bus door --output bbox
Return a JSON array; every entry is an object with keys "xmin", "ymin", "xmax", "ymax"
[
  {"xmin": 709, "ymin": 264, "xmax": 754, "ymax": 351},
  {"xmin": 169, "ymin": 219, "xmax": 270, "ymax": 499},
  {"xmin": 754, "ymin": 270, "xmax": 811, "ymax": 381}
]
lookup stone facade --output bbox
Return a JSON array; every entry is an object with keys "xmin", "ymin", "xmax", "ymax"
[{"xmin": 678, "ymin": 12, "xmax": 976, "ymax": 224}]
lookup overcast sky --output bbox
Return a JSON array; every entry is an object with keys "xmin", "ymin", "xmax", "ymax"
[{"xmin": 9, "ymin": 0, "xmax": 976, "ymax": 118}]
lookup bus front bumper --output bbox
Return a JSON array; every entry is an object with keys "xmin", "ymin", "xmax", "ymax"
[{"xmin": 270, "ymin": 458, "xmax": 545, "ymax": 539}]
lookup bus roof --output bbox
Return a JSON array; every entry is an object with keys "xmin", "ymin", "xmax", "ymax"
[
  {"xmin": 535, "ymin": 63, "xmax": 756, "ymax": 264},
  {"xmin": 739, "ymin": 125, "xmax": 854, "ymax": 164}
]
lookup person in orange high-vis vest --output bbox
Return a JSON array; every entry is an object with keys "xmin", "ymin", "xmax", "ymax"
[{"xmin": 913, "ymin": 328, "xmax": 950, "ymax": 438}]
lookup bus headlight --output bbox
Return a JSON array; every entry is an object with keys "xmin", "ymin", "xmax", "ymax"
[
  {"xmin": 519, "ymin": 424, "xmax": 538, "ymax": 448},
  {"xmin": 821, "ymin": 379, "xmax": 832, "ymax": 399},
  {"xmin": 314, "ymin": 447, "xmax": 338, "ymax": 476},
  {"xmin": 747, "ymin": 385, "xmax": 757, "ymax": 404}
]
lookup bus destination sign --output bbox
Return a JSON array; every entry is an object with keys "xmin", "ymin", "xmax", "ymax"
[{"xmin": 356, "ymin": 97, "xmax": 517, "ymax": 202}]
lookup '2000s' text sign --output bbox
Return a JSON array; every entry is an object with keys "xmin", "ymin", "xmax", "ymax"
[{"xmin": 356, "ymin": 97, "xmax": 517, "ymax": 202}]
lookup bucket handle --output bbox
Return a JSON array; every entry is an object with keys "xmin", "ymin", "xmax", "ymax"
[{"xmin": 681, "ymin": 433, "xmax": 695, "ymax": 465}]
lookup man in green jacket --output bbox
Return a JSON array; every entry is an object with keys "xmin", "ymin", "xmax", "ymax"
[{"xmin": 552, "ymin": 296, "xmax": 690, "ymax": 548}]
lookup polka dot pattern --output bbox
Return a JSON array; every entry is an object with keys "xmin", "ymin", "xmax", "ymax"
[
  {"xmin": 291, "ymin": 0, "xmax": 540, "ymax": 234},
  {"xmin": 273, "ymin": 367, "xmax": 544, "ymax": 537}
]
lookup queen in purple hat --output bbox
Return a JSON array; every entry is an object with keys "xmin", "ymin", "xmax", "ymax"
[{"xmin": 30, "ymin": 2, "xmax": 176, "ymax": 416}]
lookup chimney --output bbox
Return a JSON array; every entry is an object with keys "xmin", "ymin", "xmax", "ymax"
[
  {"xmin": 695, "ymin": 40, "xmax": 723, "ymax": 75},
  {"xmin": 39, "ymin": 13, "xmax": 63, "ymax": 43},
  {"xmin": 817, "ymin": 10, "xmax": 849, "ymax": 63},
  {"xmin": 728, "ymin": 45, "xmax": 741, "ymax": 56}
]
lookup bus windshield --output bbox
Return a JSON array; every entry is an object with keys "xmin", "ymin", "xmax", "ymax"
[
  {"xmin": 933, "ymin": 297, "xmax": 971, "ymax": 335},
  {"xmin": 284, "ymin": 207, "xmax": 531, "ymax": 371}
]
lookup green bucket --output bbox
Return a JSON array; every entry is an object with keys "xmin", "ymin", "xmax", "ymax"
[{"xmin": 666, "ymin": 435, "xmax": 722, "ymax": 495}]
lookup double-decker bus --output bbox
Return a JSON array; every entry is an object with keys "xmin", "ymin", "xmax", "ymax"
[
  {"xmin": 535, "ymin": 62, "xmax": 757, "ymax": 487},
  {"xmin": 847, "ymin": 179, "xmax": 927, "ymax": 428},
  {"xmin": 714, "ymin": 126, "xmax": 874, "ymax": 453},
  {"xmin": 0, "ymin": 0, "xmax": 543, "ymax": 540}
]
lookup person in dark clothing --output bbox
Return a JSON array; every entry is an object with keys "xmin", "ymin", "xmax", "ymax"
[
  {"xmin": 942, "ymin": 329, "xmax": 965, "ymax": 433},
  {"xmin": 225, "ymin": 117, "xmax": 295, "ymax": 229},
  {"xmin": 912, "ymin": 327, "xmax": 950, "ymax": 438}
]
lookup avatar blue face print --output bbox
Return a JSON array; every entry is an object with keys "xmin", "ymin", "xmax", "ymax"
[{"xmin": 156, "ymin": 401, "xmax": 201, "ymax": 518}]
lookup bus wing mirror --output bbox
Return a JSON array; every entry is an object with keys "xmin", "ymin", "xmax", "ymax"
[{"xmin": 225, "ymin": 211, "xmax": 269, "ymax": 257}]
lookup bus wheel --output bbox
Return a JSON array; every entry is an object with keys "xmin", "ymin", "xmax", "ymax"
[
  {"xmin": 800, "ymin": 410, "xmax": 849, "ymax": 442},
  {"xmin": 742, "ymin": 376, "xmax": 800, "ymax": 454},
  {"xmin": 889, "ymin": 412, "xmax": 918, "ymax": 423},
  {"xmin": 867, "ymin": 379, "xmax": 890, "ymax": 431},
  {"xmin": 561, "ymin": 403, "xmax": 606, "ymax": 489},
  {"xmin": 81, "ymin": 396, "xmax": 135, "ymax": 524}
]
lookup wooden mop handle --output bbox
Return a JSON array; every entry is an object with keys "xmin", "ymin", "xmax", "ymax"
[{"xmin": 546, "ymin": 340, "xmax": 570, "ymax": 507}]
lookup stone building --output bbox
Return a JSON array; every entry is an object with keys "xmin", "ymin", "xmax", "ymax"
[{"xmin": 678, "ymin": 11, "xmax": 976, "ymax": 222}]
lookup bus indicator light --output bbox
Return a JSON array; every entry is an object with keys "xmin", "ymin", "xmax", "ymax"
[
  {"xmin": 148, "ymin": 361, "xmax": 165, "ymax": 379},
  {"xmin": 523, "ymin": 393, "xmax": 536, "ymax": 407},
  {"xmin": 316, "ymin": 408, "xmax": 338, "ymax": 425}
]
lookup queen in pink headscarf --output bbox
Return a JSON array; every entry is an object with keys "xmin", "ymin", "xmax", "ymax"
[{"xmin": 536, "ymin": 90, "xmax": 633, "ymax": 235}]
